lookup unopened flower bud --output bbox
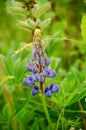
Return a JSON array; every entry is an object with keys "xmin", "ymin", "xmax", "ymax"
[{"xmin": 44, "ymin": 67, "xmax": 56, "ymax": 78}]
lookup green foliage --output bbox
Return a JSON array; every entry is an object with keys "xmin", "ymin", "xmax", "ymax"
[{"xmin": 0, "ymin": 0, "xmax": 86, "ymax": 130}]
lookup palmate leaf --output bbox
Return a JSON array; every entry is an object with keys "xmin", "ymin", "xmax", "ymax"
[
  {"xmin": 64, "ymin": 81, "xmax": 86, "ymax": 106},
  {"xmin": 52, "ymin": 67, "xmax": 86, "ymax": 107},
  {"xmin": 71, "ymin": 81, "xmax": 86, "ymax": 103},
  {"xmin": 13, "ymin": 56, "xmax": 28, "ymax": 80},
  {"xmin": 3, "ymin": 49, "xmax": 28, "ymax": 84}
]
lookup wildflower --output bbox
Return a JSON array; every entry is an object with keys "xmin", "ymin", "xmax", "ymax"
[
  {"xmin": 44, "ymin": 83, "xmax": 59, "ymax": 97},
  {"xmin": 44, "ymin": 67, "xmax": 56, "ymax": 78},
  {"xmin": 23, "ymin": 77, "xmax": 35, "ymax": 86},
  {"xmin": 26, "ymin": 64, "xmax": 38, "ymax": 73},
  {"xmin": 32, "ymin": 50, "xmax": 39, "ymax": 61},
  {"xmin": 26, "ymin": 64, "xmax": 32, "ymax": 71},
  {"xmin": 50, "ymin": 84, "xmax": 59, "ymax": 93},
  {"xmin": 33, "ymin": 73, "xmax": 39, "ymax": 81},
  {"xmin": 31, "ymin": 86, "xmax": 39, "ymax": 95},
  {"xmin": 44, "ymin": 87, "xmax": 52, "ymax": 97},
  {"xmin": 45, "ymin": 58, "xmax": 50, "ymax": 66},
  {"xmin": 39, "ymin": 57, "xmax": 45, "ymax": 64},
  {"xmin": 23, "ymin": 29, "xmax": 59, "ymax": 97}
]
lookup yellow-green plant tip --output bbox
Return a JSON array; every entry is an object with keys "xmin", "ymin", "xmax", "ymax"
[
  {"xmin": 34, "ymin": 29, "xmax": 41, "ymax": 37},
  {"xmin": 33, "ymin": 2, "xmax": 51, "ymax": 18}
]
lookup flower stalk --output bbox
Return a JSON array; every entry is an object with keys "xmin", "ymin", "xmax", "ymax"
[{"xmin": 23, "ymin": 28, "xmax": 59, "ymax": 128}]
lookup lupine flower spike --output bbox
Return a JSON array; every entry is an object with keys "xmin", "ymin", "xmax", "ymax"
[{"xmin": 23, "ymin": 29, "xmax": 59, "ymax": 97}]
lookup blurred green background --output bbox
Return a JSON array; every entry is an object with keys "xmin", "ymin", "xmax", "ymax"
[{"xmin": 0, "ymin": 0, "xmax": 86, "ymax": 130}]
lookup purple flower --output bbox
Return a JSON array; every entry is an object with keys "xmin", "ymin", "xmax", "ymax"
[
  {"xmin": 51, "ymin": 85, "xmax": 59, "ymax": 93},
  {"xmin": 32, "ymin": 50, "xmax": 39, "ymax": 61},
  {"xmin": 27, "ymin": 75, "xmax": 35, "ymax": 82},
  {"xmin": 26, "ymin": 64, "xmax": 32, "ymax": 71},
  {"xmin": 44, "ymin": 84, "xmax": 59, "ymax": 97},
  {"xmin": 31, "ymin": 85, "xmax": 39, "ymax": 95},
  {"xmin": 26, "ymin": 64, "xmax": 38, "ymax": 73},
  {"xmin": 31, "ymin": 89, "xmax": 38, "ymax": 95},
  {"xmin": 44, "ymin": 87, "xmax": 51, "ymax": 97},
  {"xmin": 49, "ymin": 83, "xmax": 59, "ymax": 93},
  {"xmin": 39, "ymin": 57, "xmax": 44, "ymax": 64},
  {"xmin": 30, "ymin": 60, "xmax": 35, "ymax": 66},
  {"xmin": 38, "ymin": 48, "xmax": 43, "ymax": 55},
  {"xmin": 23, "ymin": 77, "xmax": 35, "ymax": 86},
  {"xmin": 49, "ymin": 70, "xmax": 56, "ymax": 77},
  {"xmin": 44, "ymin": 87, "xmax": 49, "ymax": 93},
  {"xmin": 40, "ymin": 75, "xmax": 45, "ymax": 83},
  {"xmin": 23, "ymin": 30, "xmax": 59, "ymax": 97},
  {"xmin": 45, "ymin": 58, "xmax": 50, "ymax": 66},
  {"xmin": 32, "ymin": 66, "xmax": 38, "ymax": 73},
  {"xmin": 34, "ymin": 85, "xmax": 39, "ymax": 90},
  {"xmin": 33, "ymin": 73, "xmax": 40, "ymax": 81},
  {"xmin": 49, "ymin": 83, "xmax": 54, "ymax": 90},
  {"xmin": 44, "ymin": 67, "xmax": 56, "ymax": 78}
]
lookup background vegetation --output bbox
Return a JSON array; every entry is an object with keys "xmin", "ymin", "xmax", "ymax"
[{"xmin": 0, "ymin": 0, "xmax": 86, "ymax": 129}]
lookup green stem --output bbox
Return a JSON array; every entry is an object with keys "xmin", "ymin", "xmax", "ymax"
[{"xmin": 41, "ymin": 94, "xmax": 53, "ymax": 130}]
